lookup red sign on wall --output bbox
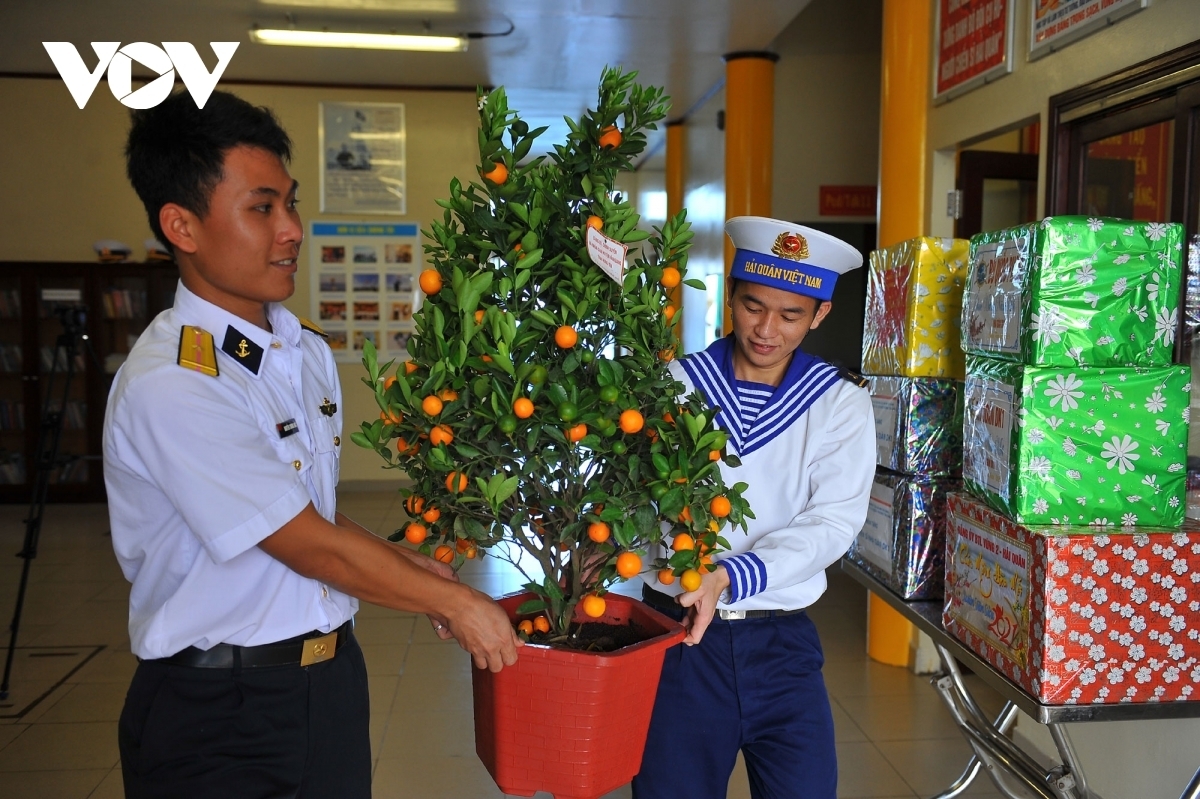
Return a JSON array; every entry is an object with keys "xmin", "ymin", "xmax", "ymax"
[
  {"xmin": 819, "ymin": 186, "xmax": 877, "ymax": 217},
  {"xmin": 936, "ymin": 0, "xmax": 1013, "ymax": 100}
]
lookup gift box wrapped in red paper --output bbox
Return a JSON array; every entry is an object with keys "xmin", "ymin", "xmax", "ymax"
[{"xmin": 944, "ymin": 492, "xmax": 1200, "ymax": 705}]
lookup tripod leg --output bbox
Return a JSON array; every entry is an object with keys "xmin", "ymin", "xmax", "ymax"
[{"xmin": 1, "ymin": 329, "xmax": 78, "ymax": 699}]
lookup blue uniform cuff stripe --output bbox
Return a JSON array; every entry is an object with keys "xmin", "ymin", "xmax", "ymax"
[
  {"xmin": 723, "ymin": 557, "xmax": 746, "ymax": 603},
  {"xmin": 722, "ymin": 553, "xmax": 767, "ymax": 602}
]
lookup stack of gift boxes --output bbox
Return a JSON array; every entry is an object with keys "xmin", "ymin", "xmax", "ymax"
[
  {"xmin": 848, "ymin": 237, "xmax": 968, "ymax": 600},
  {"xmin": 944, "ymin": 216, "xmax": 1200, "ymax": 704}
]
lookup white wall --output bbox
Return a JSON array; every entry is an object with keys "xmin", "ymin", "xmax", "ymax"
[
  {"xmin": 681, "ymin": 86, "xmax": 728, "ymax": 354},
  {"xmin": 772, "ymin": 0, "xmax": 884, "ymax": 223}
]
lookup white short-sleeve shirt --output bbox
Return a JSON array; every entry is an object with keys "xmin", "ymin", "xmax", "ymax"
[{"xmin": 104, "ymin": 282, "xmax": 357, "ymax": 659}]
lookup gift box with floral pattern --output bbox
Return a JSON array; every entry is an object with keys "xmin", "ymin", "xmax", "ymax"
[
  {"xmin": 963, "ymin": 355, "xmax": 1190, "ymax": 527},
  {"xmin": 848, "ymin": 469, "xmax": 959, "ymax": 600},
  {"xmin": 862, "ymin": 237, "xmax": 969, "ymax": 379},
  {"xmin": 869, "ymin": 376, "xmax": 962, "ymax": 476},
  {"xmin": 962, "ymin": 216, "xmax": 1183, "ymax": 367},
  {"xmin": 944, "ymin": 492, "xmax": 1200, "ymax": 705}
]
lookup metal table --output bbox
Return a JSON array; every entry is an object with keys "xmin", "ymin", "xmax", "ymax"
[{"xmin": 840, "ymin": 557, "xmax": 1200, "ymax": 799}]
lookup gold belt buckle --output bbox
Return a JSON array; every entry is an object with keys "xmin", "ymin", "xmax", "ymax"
[{"xmin": 300, "ymin": 630, "xmax": 338, "ymax": 667}]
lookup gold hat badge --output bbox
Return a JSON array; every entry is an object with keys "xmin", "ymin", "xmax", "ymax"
[{"xmin": 771, "ymin": 231, "xmax": 810, "ymax": 261}]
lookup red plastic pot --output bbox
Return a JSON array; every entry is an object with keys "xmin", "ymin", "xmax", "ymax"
[{"xmin": 472, "ymin": 591, "xmax": 686, "ymax": 799}]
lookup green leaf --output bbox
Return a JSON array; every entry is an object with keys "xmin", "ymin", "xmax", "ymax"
[
  {"xmin": 495, "ymin": 475, "xmax": 519, "ymax": 504},
  {"xmin": 516, "ymin": 599, "xmax": 547, "ymax": 615},
  {"xmin": 543, "ymin": 575, "xmax": 564, "ymax": 603},
  {"xmin": 683, "ymin": 278, "xmax": 706, "ymax": 291}
]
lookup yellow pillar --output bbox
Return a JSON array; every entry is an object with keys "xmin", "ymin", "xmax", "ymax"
[
  {"xmin": 665, "ymin": 120, "xmax": 685, "ymax": 326},
  {"xmin": 877, "ymin": 0, "xmax": 930, "ymax": 248},
  {"xmin": 722, "ymin": 51, "xmax": 778, "ymax": 334},
  {"xmin": 867, "ymin": 0, "xmax": 933, "ymax": 668}
]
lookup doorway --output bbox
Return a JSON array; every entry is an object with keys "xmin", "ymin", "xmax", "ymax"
[{"xmin": 955, "ymin": 124, "xmax": 1041, "ymax": 240}]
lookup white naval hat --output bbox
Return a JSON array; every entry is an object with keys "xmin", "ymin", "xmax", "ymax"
[
  {"xmin": 725, "ymin": 216, "xmax": 863, "ymax": 302},
  {"xmin": 93, "ymin": 239, "xmax": 132, "ymax": 263}
]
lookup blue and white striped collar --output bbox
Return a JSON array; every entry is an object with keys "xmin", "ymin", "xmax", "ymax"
[{"xmin": 680, "ymin": 335, "xmax": 839, "ymax": 456}]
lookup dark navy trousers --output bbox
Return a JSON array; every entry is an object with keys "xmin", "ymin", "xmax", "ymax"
[
  {"xmin": 633, "ymin": 594, "xmax": 837, "ymax": 799},
  {"xmin": 119, "ymin": 634, "xmax": 371, "ymax": 799}
]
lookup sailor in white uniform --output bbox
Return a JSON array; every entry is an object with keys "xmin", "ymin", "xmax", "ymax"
[
  {"xmin": 107, "ymin": 89, "xmax": 518, "ymax": 799},
  {"xmin": 633, "ymin": 217, "xmax": 875, "ymax": 799}
]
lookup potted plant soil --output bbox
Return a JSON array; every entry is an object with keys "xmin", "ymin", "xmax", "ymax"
[{"xmin": 354, "ymin": 67, "xmax": 751, "ymax": 799}]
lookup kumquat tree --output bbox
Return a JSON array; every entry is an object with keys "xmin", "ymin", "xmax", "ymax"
[{"xmin": 354, "ymin": 67, "xmax": 751, "ymax": 639}]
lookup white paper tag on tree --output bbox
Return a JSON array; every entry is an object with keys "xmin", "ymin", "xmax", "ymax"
[{"xmin": 586, "ymin": 226, "xmax": 628, "ymax": 286}]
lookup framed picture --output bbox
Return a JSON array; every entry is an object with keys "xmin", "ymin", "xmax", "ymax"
[
  {"xmin": 309, "ymin": 221, "xmax": 421, "ymax": 363},
  {"xmin": 319, "ymin": 102, "xmax": 406, "ymax": 215}
]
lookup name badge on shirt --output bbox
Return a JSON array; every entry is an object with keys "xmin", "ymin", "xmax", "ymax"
[{"xmin": 277, "ymin": 418, "xmax": 299, "ymax": 439}]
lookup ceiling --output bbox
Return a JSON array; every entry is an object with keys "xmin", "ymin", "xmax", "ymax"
[{"xmin": 2, "ymin": 0, "xmax": 813, "ymax": 164}]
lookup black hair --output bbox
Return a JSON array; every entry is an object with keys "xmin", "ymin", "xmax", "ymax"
[{"xmin": 125, "ymin": 90, "xmax": 293, "ymax": 253}]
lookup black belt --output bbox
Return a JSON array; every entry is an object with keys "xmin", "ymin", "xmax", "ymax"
[
  {"xmin": 153, "ymin": 620, "xmax": 354, "ymax": 669},
  {"xmin": 643, "ymin": 587, "xmax": 806, "ymax": 622}
]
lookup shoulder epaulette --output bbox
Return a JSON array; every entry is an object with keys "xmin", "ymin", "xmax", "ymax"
[
  {"xmin": 178, "ymin": 325, "xmax": 219, "ymax": 377},
  {"xmin": 837, "ymin": 366, "xmax": 869, "ymax": 389},
  {"xmin": 299, "ymin": 318, "xmax": 329, "ymax": 338}
]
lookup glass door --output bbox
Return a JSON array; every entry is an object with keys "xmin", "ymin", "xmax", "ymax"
[
  {"xmin": 95, "ymin": 273, "xmax": 151, "ymax": 378},
  {"xmin": 1082, "ymin": 118, "xmax": 1174, "ymax": 221},
  {"xmin": 36, "ymin": 274, "xmax": 92, "ymax": 488},
  {"xmin": 0, "ymin": 270, "xmax": 26, "ymax": 488}
]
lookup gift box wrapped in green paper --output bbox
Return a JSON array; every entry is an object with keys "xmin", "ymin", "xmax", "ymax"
[
  {"xmin": 962, "ymin": 355, "xmax": 1190, "ymax": 527},
  {"xmin": 961, "ymin": 217, "xmax": 1183, "ymax": 367}
]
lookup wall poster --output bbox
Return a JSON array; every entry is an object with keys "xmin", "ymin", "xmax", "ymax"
[
  {"xmin": 934, "ymin": 0, "xmax": 1015, "ymax": 103},
  {"xmin": 319, "ymin": 102, "xmax": 406, "ymax": 215},
  {"xmin": 308, "ymin": 221, "xmax": 421, "ymax": 364},
  {"xmin": 1029, "ymin": 0, "xmax": 1149, "ymax": 59}
]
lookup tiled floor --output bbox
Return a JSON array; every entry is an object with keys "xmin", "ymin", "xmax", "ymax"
[{"xmin": 0, "ymin": 492, "xmax": 1010, "ymax": 798}]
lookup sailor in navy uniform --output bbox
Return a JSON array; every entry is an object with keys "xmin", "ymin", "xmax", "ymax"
[
  {"xmin": 107, "ymin": 90, "xmax": 517, "ymax": 799},
  {"xmin": 633, "ymin": 217, "xmax": 875, "ymax": 799}
]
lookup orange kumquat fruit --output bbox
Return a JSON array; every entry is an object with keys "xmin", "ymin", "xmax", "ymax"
[
  {"xmin": 581, "ymin": 594, "xmax": 607, "ymax": 618},
  {"xmin": 403, "ymin": 522, "xmax": 427, "ymax": 544},
  {"xmin": 616, "ymin": 552, "xmax": 642, "ymax": 579},
  {"xmin": 419, "ymin": 269, "xmax": 442, "ymax": 295},
  {"xmin": 554, "ymin": 325, "xmax": 578, "ymax": 349}
]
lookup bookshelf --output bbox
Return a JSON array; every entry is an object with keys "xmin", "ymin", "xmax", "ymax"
[{"xmin": 0, "ymin": 262, "xmax": 178, "ymax": 503}]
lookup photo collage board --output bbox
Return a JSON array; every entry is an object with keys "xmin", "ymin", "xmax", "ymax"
[{"xmin": 308, "ymin": 221, "xmax": 421, "ymax": 364}]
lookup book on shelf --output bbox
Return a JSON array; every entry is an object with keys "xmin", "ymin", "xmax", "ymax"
[
  {"xmin": 0, "ymin": 449, "xmax": 25, "ymax": 485},
  {"xmin": 44, "ymin": 400, "xmax": 87, "ymax": 430},
  {"xmin": 0, "ymin": 344, "xmax": 20, "ymax": 372},
  {"xmin": 100, "ymin": 288, "xmax": 148, "ymax": 320},
  {"xmin": 39, "ymin": 347, "xmax": 86, "ymax": 372},
  {"xmin": 53, "ymin": 456, "xmax": 88, "ymax": 483},
  {"xmin": 0, "ymin": 401, "xmax": 23, "ymax": 431},
  {"xmin": 0, "ymin": 289, "xmax": 20, "ymax": 319}
]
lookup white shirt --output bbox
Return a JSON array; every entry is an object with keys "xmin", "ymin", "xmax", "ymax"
[
  {"xmin": 645, "ymin": 354, "xmax": 876, "ymax": 611},
  {"xmin": 104, "ymin": 282, "xmax": 356, "ymax": 659}
]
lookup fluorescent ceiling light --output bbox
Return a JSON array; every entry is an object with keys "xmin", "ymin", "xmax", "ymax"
[
  {"xmin": 258, "ymin": 0, "xmax": 458, "ymax": 11},
  {"xmin": 249, "ymin": 28, "xmax": 467, "ymax": 51}
]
